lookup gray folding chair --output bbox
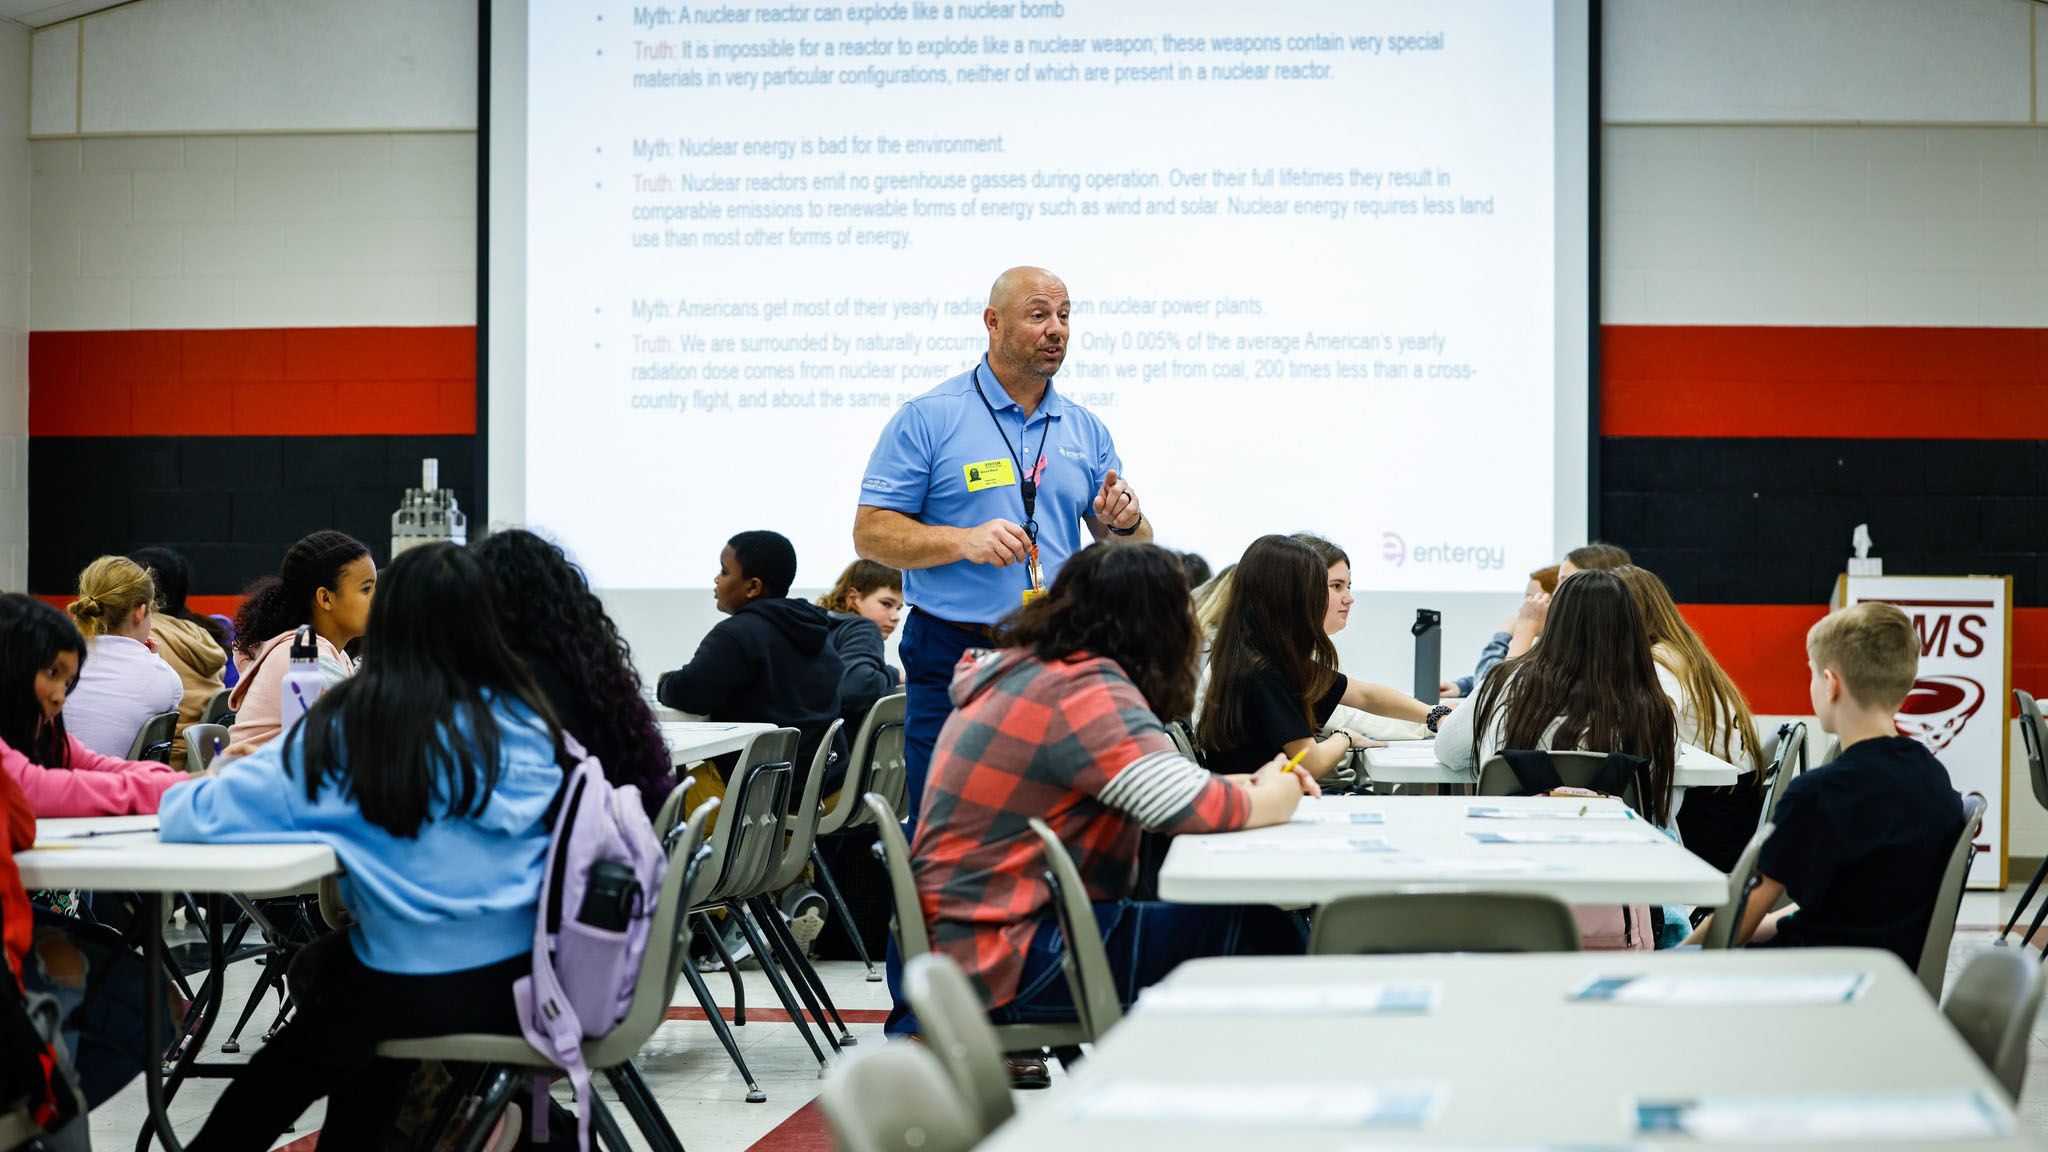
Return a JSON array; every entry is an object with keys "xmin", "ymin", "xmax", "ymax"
[
  {"xmin": 1942, "ymin": 945, "xmax": 2046, "ymax": 1101},
  {"xmin": 2001, "ymin": 690, "xmax": 2048, "ymax": 945},
  {"xmin": 376, "ymin": 796, "xmax": 722, "ymax": 1152},
  {"xmin": 820, "ymin": 1040, "xmax": 980, "ymax": 1152},
  {"xmin": 1762, "ymin": 721, "xmax": 1807, "ymax": 824},
  {"xmin": 1164, "ymin": 719, "xmax": 1199, "ymax": 762},
  {"xmin": 1308, "ymin": 891, "xmax": 1581, "ymax": 954},
  {"xmin": 1476, "ymin": 749, "xmax": 1647, "ymax": 817},
  {"xmin": 198, "ymin": 686, "xmax": 233, "ymax": 726},
  {"xmin": 746, "ymin": 719, "xmax": 857, "ymax": 1050},
  {"xmin": 1026, "ymin": 817, "xmax": 1124, "ymax": 1041},
  {"xmin": 1920, "ymin": 794, "xmax": 1988, "ymax": 1000},
  {"xmin": 182, "ymin": 722, "xmax": 231, "ymax": 772},
  {"xmin": 1702, "ymin": 822, "xmax": 1775, "ymax": 950},
  {"xmin": 811, "ymin": 693, "xmax": 906, "ymax": 982},
  {"xmin": 903, "ymin": 952, "xmax": 1014, "ymax": 1135},
  {"xmin": 865, "ymin": 794, "xmax": 1088, "ymax": 1056},
  {"xmin": 127, "ymin": 709, "xmax": 179, "ymax": 763}
]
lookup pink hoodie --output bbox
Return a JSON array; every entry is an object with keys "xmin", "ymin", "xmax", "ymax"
[{"xmin": 1, "ymin": 730, "xmax": 185, "ymax": 817}]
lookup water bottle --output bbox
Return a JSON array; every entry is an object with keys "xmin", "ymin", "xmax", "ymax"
[
  {"xmin": 278, "ymin": 625, "xmax": 326, "ymax": 732},
  {"xmin": 577, "ymin": 860, "xmax": 641, "ymax": 931}
]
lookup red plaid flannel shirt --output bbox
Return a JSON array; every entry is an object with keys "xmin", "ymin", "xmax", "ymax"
[{"xmin": 911, "ymin": 648, "xmax": 1250, "ymax": 1007}]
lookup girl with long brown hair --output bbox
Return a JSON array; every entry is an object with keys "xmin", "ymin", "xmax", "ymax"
[
  {"xmin": 1613, "ymin": 564, "xmax": 1765, "ymax": 866},
  {"xmin": 1197, "ymin": 535, "xmax": 1437, "ymax": 778},
  {"xmin": 1434, "ymin": 568, "xmax": 1680, "ymax": 826}
]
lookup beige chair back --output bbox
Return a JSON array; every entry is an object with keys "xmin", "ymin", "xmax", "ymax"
[
  {"xmin": 768, "ymin": 718, "xmax": 844, "ymax": 891},
  {"xmin": 904, "ymin": 952, "xmax": 1014, "ymax": 1134},
  {"xmin": 817, "ymin": 693, "xmax": 906, "ymax": 837},
  {"xmin": 2016, "ymin": 692, "xmax": 2048, "ymax": 812},
  {"xmin": 866, "ymin": 792, "xmax": 929, "ymax": 959},
  {"xmin": 1920, "ymin": 794, "xmax": 1988, "ymax": 999},
  {"xmin": 820, "ymin": 1041, "xmax": 980, "ymax": 1152},
  {"xmin": 127, "ymin": 709, "xmax": 180, "ymax": 762},
  {"xmin": 1763, "ymin": 721, "xmax": 1807, "ymax": 823},
  {"xmin": 688, "ymin": 727, "xmax": 799, "ymax": 909},
  {"xmin": 1309, "ymin": 891, "xmax": 1581, "ymax": 954},
  {"xmin": 584, "ymin": 796, "xmax": 719, "ymax": 1067},
  {"xmin": 182, "ymin": 722, "xmax": 231, "ymax": 772},
  {"xmin": 199, "ymin": 686, "xmax": 233, "ymax": 726},
  {"xmin": 1026, "ymin": 818, "xmax": 1123, "ymax": 1040},
  {"xmin": 1702, "ymin": 822, "xmax": 1774, "ymax": 950},
  {"xmin": 1942, "ymin": 945, "xmax": 2046, "ymax": 1101}
]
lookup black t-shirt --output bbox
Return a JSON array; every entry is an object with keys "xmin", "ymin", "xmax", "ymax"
[
  {"xmin": 1753, "ymin": 735, "xmax": 1962, "ymax": 967},
  {"xmin": 1202, "ymin": 665, "xmax": 1348, "ymax": 775}
]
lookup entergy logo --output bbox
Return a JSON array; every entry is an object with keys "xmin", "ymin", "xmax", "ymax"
[{"xmin": 1381, "ymin": 532, "xmax": 1407, "ymax": 568}]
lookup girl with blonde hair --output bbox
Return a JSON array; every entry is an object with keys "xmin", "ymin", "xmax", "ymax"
[{"xmin": 63, "ymin": 555, "xmax": 183, "ymax": 758}]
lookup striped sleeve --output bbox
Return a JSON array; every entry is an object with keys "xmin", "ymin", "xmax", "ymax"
[{"xmin": 1097, "ymin": 749, "xmax": 1247, "ymax": 833}]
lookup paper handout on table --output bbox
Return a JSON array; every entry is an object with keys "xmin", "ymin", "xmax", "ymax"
[
  {"xmin": 1291, "ymin": 808, "xmax": 1387, "ymax": 825},
  {"xmin": 1199, "ymin": 836, "xmax": 1395, "ymax": 854},
  {"xmin": 1372, "ymin": 743, "xmax": 1444, "ymax": 766},
  {"xmin": 1067, "ymin": 1079, "xmax": 1446, "ymax": 1128},
  {"xmin": 1137, "ymin": 981, "xmax": 1440, "ymax": 1017},
  {"xmin": 1634, "ymin": 1091, "xmax": 2012, "ymax": 1142},
  {"xmin": 1467, "ymin": 829, "xmax": 1661, "ymax": 845},
  {"xmin": 1467, "ymin": 805, "xmax": 1635, "ymax": 821},
  {"xmin": 1350, "ymin": 855, "xmax": 1569, "ymax": 875},
  {"xmin": 1572, "ymin": 972, "xmax": 1871, "ymax": 1006}
]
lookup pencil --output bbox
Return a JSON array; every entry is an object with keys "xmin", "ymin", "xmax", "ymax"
[{"xmin": 1282, "ymin": 748, "xmax": 1309, "ymax": 775}]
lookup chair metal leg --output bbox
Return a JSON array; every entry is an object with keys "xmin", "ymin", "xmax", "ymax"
[
  {"xmin": 754, "ymin": 893, "xmax": 855, "ymax": 1046},
  {"xmin": 445, "ymin": 1066, "xmax": 519, "ymax": 1152},
  {"xmin": 2022, "ymin": 885, "xmax": 2048, "ymax": 950},
  {"xmin": 695, "ymin": 911, "xmax": 747, "ymax": 1026},
  {"xmin": 606, "ymin": 1064, "xmax": 687, "ymax": 1152},
  {"xmin": 679, "ymin": 950, "xmax": 767, "ymax": 1102},
  {"xmin": 730, "ymin": 902, "xmax": 830, "ymax": 1071},
  {"xmin": 219, "ymin": 957, "xmax": 285, "ymax": 1053},
  {"xmin": 2001, "ymin": 854, "xmax": 2048, "ymax": 941},
  {"xmin": 590, "ymin": 1093, "xmax": 636, "ymax": 1152},
  {"xmin": 811, "ymin": 843, "xmax": 880, "ymax": 981}
]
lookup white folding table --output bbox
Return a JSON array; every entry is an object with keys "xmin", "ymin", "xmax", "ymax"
[
  {"xmin": 21, "ymin": 818, "xmax": 340, "ymax": 1152},
  {"xmin": 978, "ymin": 949, "xmax": 2027, "ymax": 1150},
  {"xmin": 658, "ymin": 720, "xmax": 775, "ymax": 764},
  {"xmin": 1158, "ymin": 794, "xmax": 1730, "ymax": 906},
  {"xmin": 1362, "ymin": 739, "xmax": 1743, "ymax": 788}
]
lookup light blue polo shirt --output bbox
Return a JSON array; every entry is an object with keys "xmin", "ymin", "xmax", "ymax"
[{"xmin": 859, "ymin": 357, "xmax": 1123, "ymax": 626}]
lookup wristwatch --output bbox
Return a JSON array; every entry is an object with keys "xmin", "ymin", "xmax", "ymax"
[
  {"xmin": 1425, "ymin": 704, "xmax": 1453, "ymax": 733},
  {"xmin": 1108, "ymin": 514, "xmax": 1143, "ymax": 537}
]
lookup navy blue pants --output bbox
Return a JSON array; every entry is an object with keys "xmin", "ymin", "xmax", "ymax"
[{"xmin": 899, "ymin": 608, "xmax": 987, "ymax": 831}]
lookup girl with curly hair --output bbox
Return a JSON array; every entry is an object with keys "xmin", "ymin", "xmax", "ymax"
[{"xmin": 471, "ymin": 528, "xmax": 673, "ymax": 815}]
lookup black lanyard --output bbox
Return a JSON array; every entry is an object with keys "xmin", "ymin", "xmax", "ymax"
[{"xmin": 975, "ymin": 368, "xmax": 1051, "ymax": 541}]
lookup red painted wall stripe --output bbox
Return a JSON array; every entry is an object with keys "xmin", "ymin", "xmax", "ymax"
[
  {"xmin": 1682, "ymin": 603, "xmax": 2048, "ymax": 717},
  {"xmin": 1603, "ymin": 326, "xmax": 2048, "ymax": 439},
  {"xmin": 29, "ymin": 327, "xmax": 476, "ymax": 437}
]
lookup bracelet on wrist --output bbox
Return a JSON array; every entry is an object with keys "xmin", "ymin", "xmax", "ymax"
[
  {"xmin": 1425, "ymin": 704, "xmax": 1453, "ymax": 733},
  {"xmin": 1108, "ymin": 514, "xmax": 1142, "ymax": 537}
]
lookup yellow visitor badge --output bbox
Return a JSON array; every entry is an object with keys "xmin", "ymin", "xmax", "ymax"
[
  {"xmin": 1022, "ymin": 588, "xmax": 1046, "ymax": 607},
  {"xmin": 964, "ymin": 458, "xmax": 1017, "ymax": 491}
]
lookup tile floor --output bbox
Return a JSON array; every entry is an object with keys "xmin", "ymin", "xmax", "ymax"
[{"xmin": 82, "ymin": 890, "xmax": 2048, "ymax": 1150}]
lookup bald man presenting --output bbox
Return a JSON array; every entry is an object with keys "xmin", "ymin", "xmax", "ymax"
[{"xmin": 856, "ymin": 266, "xmax": 1151, "ymax": 826}]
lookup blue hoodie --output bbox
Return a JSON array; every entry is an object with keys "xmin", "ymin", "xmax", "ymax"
[{"xmin": 159, "ymin": 696, "xmax": 561, "ymax": 975}]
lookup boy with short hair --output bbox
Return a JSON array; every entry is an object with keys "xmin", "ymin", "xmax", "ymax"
[
  {"xmin": 658, "ymin": 530, "xmax": 849, "ymax": 798},
  {"xmin": 1688, "ymin": 601, "xmax": 1963, "ymax": 965}
]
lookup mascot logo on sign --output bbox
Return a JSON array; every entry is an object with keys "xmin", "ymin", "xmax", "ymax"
[{"xmin": 1894, "ymin": 675, "xmax": 1986, "ymax": 754}]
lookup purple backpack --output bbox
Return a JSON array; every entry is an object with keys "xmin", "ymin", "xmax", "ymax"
[{"xmin": 514, "ymin": 736, "xmax": 666, "ymax": 1150}]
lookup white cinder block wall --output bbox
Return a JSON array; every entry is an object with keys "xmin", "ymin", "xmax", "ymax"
[
  {"xmin": 0, "ymin": 20, "xmax": 30, "ymax": 592},
  {"xmin": 1603, "ymin": 0, "xmax": 2048, "ymax": 854}
]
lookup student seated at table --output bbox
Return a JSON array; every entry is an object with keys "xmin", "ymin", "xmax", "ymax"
[
  {"xmin": 1614, "ymin": 565, "xmax": 1765, "ymax": 871},
  {"xmin": 61, "ymin": 556, "xmax": 183, "ymax": 759},
  {"xmin": 0, "ymin": 594, "xmax": 184, "ymax": 817},
  {"xmin": 1197, "ymin": 534, "xmax": 1439, "ymax": 779},
  {"xmin": 158, "ymin": 543, "xmax": 569, "ymax": 1152},
  {"xmin": 129, "ymin": 546, "xmax": 230, "ymax": 771},
  {"xmin": 226, "ymin": 530, "xmax": 376, "ymax": 749},
  {"xmin": 1433, "ymin": 569, "xmax": 1680, "ymax": 828},
  {"xmin": 1441, "ymin": 565, "xmax": 1559, "ymax": 699},
  {"xmin": 914, "ymin": 543, "xmax": 1311, "ymax": 1035},
  {"xmin": 474, "ymin": 528, "xmax": 673, "ymax": 818},
  {"xmin": 1684, "ymin": 602, "xmax": 1963, "ymax": 964},
  {"xmin": 816, "ymin": 557, "xmax": 905, "ymax": 730},
  {"xmin": 658, "ymin": 530, "xmax": 848, "ymax": 801}
]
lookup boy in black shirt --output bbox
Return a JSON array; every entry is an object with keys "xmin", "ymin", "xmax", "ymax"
[{"xmin": 1687, "ymin": 601, "xmax": 1962, "ymax": 966}]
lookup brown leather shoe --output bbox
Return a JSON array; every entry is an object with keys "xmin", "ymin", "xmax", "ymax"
[{"xmin": 1007, "ymin": 1055, "xmax": 1051, "ymax": 1089}]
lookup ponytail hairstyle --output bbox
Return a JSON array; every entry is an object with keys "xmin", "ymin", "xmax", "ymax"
[
  {"xmin": 816, "ymin": 558, "xmax": 903, "ymax": 612},
  {"xmin": 0, "ymin": 593, "xmax": 87, "ymax": 768},
  {"xmin": 129, "ymin": 545, "xmax": 230, "ymax": 649},
  {"xmin": 298, "ymin": 542, "xmax": 558, "ymax": 839},
  {"xmin": 233, "ymin": 531, "xmax": 371, "ymax": 660},
  {"xmin": 67, "ymin": 555, "xmax": 157, "ymax": 639}
]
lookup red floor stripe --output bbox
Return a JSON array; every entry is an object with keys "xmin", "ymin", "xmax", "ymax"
[
  {"xmin": 747, "ymin": 1099, "xmax": 833, "ymax": 1152},
  {"xmin": 666, "ymin": 1005, "xmax": 891, "ymax": 1025}
]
